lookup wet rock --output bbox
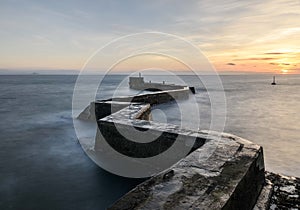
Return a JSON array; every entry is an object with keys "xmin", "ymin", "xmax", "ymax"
[{"xmin": 266, "ymin": 172, "xmax": 300, "ymax": 209}]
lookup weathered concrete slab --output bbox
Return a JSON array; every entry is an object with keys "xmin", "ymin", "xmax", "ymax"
[
  {"xmin": 77, "ymin": 101, "xmax": 132, "ymax": 121},
  {"xmin": 96, "ymin": 103, "xmax": 206, "ymax": 158},
  {"xmin": 109, "ymin": 134, "xmax": 265, "ymax": 210}
]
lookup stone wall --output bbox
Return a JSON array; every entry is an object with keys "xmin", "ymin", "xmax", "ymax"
[{"xmin": 108, "ymin": 132, "xmax": 265, "ymax": 210}]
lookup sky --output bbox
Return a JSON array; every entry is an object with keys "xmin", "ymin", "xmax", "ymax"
[{"xmin": 0, "ymin": 0, "xmax": 300, "ymax": 74}]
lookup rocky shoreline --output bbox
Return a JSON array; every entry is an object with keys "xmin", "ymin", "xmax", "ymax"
[{"xmin": 265, "ymin": 172, "xmax": 299, "ymax": 209}]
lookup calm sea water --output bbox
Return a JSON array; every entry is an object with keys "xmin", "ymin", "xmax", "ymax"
[{"xmin": 0, "ymin": 74, "xmax": 299, "ymax": 209}]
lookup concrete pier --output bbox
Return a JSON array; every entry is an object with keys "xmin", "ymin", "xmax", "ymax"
[
  {"xmin": 77, "ymin": 76, "xmax": 299, "ymax": 210},
  {"xmin": 109, "ymin": 133, "xmax": 265, "ymax": 210}
]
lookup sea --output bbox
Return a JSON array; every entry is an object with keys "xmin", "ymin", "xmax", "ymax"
[{"xmin": 0, "ymin": 74, "xmax": 299, "ymax": 210}]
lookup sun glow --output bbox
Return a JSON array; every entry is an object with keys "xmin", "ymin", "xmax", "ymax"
[{"xmin": 281, "ymin": 69, "xmax": 289, "ymax": 74}]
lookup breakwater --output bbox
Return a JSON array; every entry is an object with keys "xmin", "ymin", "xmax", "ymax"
[{"xmin": 77, "ymin": 76, "xmax": 299, "ymax": 210}]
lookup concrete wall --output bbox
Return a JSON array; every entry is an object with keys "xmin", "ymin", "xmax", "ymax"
[
  {"xmin": 96, "ymin": 104, "xmax": 206, "ymax": 158},
  {"xmin": 77, "ymin": 80, "xmax": 267, "ymax": 210},
  {"xmin": 102, "ymin": 88, "xmax": 189, "ymax": 105},
  {"xmin": 129, "ymin": 77, "xmax": 145, "ymax": 89},
  {"xmin": 89, "ymin": 101, "xmax": 265, "ymax": 210},
  {"xmin": 77, "ymin": 101, "xmax": 132, "ymax": 121},
  {"xmin": 108, "ymin": 132, "xmax": 265, "ymax": 210},
  {"xmin": 129, "ymin": 76, "xmax": 187, "ymax": 91}
]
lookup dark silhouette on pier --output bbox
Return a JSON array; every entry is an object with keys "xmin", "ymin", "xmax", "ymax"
[{"xmin": 271, "ymin": 76, "xmax": 276, "ymax": 85}]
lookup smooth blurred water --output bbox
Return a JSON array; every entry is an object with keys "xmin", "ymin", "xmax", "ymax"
[
  {"xmin": 151, "ymin": 74, "xmax": 300, "ymax": 178},
  {"xmin": 0, "ymin": 74, "xmax": 299, "ymax": 209},
  {"xmin": 0, "ymin": 75, "xmax": 144, "ymax": 210},
  {"xmin": 224, "ymin": 75, "xmax": 300, "ymax": 177}
]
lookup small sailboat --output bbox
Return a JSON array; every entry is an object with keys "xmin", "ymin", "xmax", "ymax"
[{"xmin": 271, "ymin": 76, "xmax": 276, "ymax": 85}]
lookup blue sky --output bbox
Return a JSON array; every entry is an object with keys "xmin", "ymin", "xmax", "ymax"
[{"xmin": 0, "ymin": 0, "xmax": 300, "ymax": 73}]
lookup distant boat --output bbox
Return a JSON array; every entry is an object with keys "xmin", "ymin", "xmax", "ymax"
[{"xmin": 271, "ymin": 76, "xmax": 276, "ymax": 85}]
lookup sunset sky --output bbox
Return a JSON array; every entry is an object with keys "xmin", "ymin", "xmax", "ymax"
[{"xmin": 0, "ymin": 0, "xmax": 299, "ymax": 74}]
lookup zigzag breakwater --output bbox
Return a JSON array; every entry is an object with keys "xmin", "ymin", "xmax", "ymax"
[{"xmin": 77, "ymin": 76, "xmax": 299, "ymax": 210}]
